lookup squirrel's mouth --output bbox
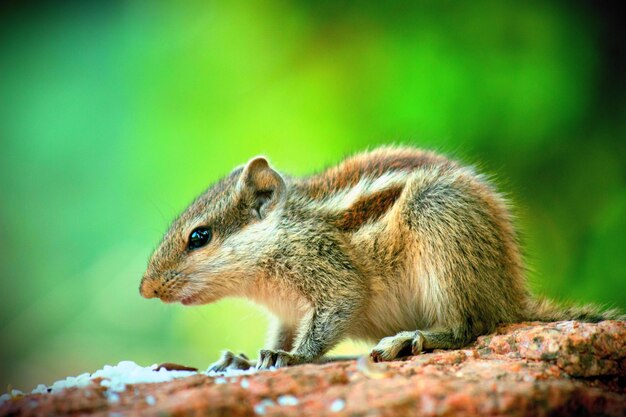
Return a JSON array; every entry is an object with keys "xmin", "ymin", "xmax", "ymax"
[
  {"xmin": 180, "ymin": 291, "xmax": 213, "ymax": 306},
  {"xmin": 181, "ymin": 295, "xmax": 202, "ymax": 306},
  {"xmin": 179, "ymin": 283, "xmax": 223, "ymax": 306}
]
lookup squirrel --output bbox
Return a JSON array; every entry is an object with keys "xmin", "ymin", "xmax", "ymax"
[{"xmin": 140, "ymin": 146, "xmax": 622, "ymax": 371}]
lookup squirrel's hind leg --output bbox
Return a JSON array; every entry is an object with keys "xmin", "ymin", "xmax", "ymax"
[{"xmin": 370, "ymin": 328, "xmax": 472, "ymax": 362}]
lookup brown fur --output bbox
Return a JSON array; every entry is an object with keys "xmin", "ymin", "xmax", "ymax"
[
  {"xmin": 296, "ymin": 148, "xmax": 455, "ymax": 199},
  {"xmin": 334, "ymin": 186, "xmax": 404, "ymax": 231},
  {"xmin": 140, "ymin": 146, "xmax": 623, "ymax": 370}
]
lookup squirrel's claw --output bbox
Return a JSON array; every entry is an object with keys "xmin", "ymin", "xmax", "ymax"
[
  {"xmin": 256, "ymin": 349, "xmax": 302, "ymax": 370},
  {"xmin": 208, "ymin": 350, "xmax": 254, "ymax": 373}
]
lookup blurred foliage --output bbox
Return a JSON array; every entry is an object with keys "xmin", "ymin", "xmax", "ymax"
[{"xmin": 0, "ymin": 0, "xmax": 624, "ymax": 390}]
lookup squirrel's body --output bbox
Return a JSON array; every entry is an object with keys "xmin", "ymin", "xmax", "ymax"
[{"xmin": 141, "ymin": 147, "xmax": 620, "ymax": 369}]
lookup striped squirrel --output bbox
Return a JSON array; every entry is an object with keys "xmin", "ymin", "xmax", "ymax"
[{"xmin": 140, "ymin": 147, "xmax": 621, "ymax": 370}]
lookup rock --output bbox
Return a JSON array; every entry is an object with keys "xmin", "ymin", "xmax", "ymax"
[{"xmin": 1, "ymin": 321, "xmax": 624, "ymax": 417}]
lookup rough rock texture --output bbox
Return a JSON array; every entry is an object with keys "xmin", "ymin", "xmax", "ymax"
[{"xmin": 2, "ymin": 321, "xmax": 625, "ymax": 417}]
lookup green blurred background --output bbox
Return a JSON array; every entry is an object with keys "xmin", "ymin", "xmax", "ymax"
[{"xmin": 1, "ymin": 1, "xmax": 624, "ymax": 391}]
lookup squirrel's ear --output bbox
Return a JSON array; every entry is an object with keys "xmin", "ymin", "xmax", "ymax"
[{"xmin": 238, "ymin": 156, "xmax": 286, "ymax": 219}]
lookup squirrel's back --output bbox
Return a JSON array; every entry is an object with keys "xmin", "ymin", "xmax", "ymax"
[
  {"xmin": 284, "ymin": 147, "xmax": 620, "ymax": 343},
  {"xmin": 293, "ymin": 147, "xmax": 454, "ymax": 198}
]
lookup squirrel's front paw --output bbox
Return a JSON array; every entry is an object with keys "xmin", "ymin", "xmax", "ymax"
[
  {"xmin": 208, "ymin": 350, "xmax": 254, "ymax": 373},
  {"xmin": 370, "ymin": 330, "xmax": 424, "ymax": 362},
  {"xmin": 256, "ymin": 349, "xmax": 303, "ymax": 370}
]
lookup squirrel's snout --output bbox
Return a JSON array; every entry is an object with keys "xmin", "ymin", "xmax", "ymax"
[
  {"xmin": 139, "ymin": 276, "xmax": 159, "ymax": 299},
  {"xmin": 140, "ymin": 272, "xmax": 181, "ymax": 303}
]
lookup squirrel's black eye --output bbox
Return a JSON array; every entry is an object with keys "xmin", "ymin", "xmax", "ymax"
[{"xmin": 188, "ymin": 227, "xmax": 212, "ymax": 250}]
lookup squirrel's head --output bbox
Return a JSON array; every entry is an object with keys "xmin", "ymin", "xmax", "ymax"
[{"xmin": 140, "ymin": 156, "xmax": 286, "ymax": 305}]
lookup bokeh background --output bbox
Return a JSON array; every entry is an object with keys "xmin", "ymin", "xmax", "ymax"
[{"xmin": 1, "ymin": 0, "xmax": 624, "ymax": 391}]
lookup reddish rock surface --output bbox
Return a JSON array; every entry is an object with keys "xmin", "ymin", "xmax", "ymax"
[{"xmin": 2, "ymin": 321, "xmax": 625, "ymax": 417}]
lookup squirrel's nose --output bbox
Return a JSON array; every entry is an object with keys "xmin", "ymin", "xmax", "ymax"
[{"xmin": 139, "ymin": 276, "xmax": 159, "ymax": 299}]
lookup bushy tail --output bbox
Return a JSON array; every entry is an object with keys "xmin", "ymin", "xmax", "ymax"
[{"xmin": 524, "ymin": 297, "xmax": 624, "ymax": 323}]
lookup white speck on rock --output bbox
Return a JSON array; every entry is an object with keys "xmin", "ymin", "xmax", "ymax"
[
  {"xmin": 254, "ymin": 399, "xmax": 275, "ymax": 415},
  {"xmin": 107, "ymin": 392, "xmax": 120, "ymax": 403},
  {"xmin": 240, "ymin": 378, "xmax": 250, "ymax": 389},
  {"xmin": 277, "ymin": 395, "xmax": 298, "ymax": 406},
  {"xmin": 330, "ymin": 398, "xmax": 345, "ymax": 412},
  {"xmin": 215, "ymin": 377, "xmax": 227, "ymax": 384},
  {"xmin": 31, "ymin": 385, "xmax": 48, "ymax": 395},
  {"xmin": 556, "ymin": 321, "xmax": 577, "ymax": 331},
  {"xmin": 145, "ymin": 395, "xmax": 156, "ymax": 405}
]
